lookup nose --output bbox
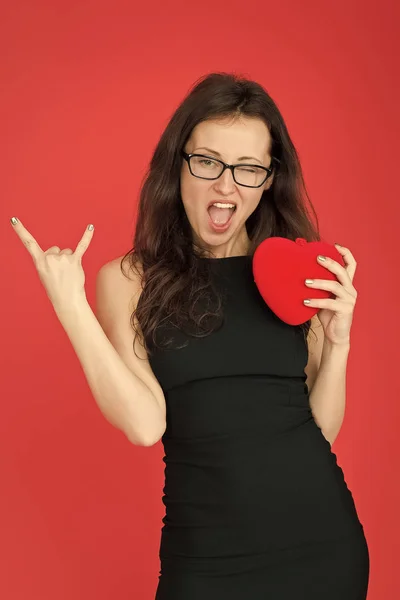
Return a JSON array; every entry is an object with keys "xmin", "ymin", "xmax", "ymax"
[{"xmin": 214, "ymin": 167, "xmax": 236, "ymax": 192}]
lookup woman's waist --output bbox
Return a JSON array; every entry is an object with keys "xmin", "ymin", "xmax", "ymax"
[
  {"xmin": 162, "ymin": 419, "xmax": 338, "ymax": 503},
  {"xmin": 160, "ymin": 419, "xmax": 360, "ymax": 525},
  {"xmin": 159, "ymin": 422, "xmax": 364, "ymax": 558}
]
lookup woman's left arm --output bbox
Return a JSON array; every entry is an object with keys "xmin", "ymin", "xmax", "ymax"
[{"xmin": 303, "ymin": 244, "xmax": 358, "ymax": 446}]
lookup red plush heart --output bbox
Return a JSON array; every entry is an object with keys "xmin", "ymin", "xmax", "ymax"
[{"xmin": 252, "ymin": 237, "xmax": 345, "ymax": 325}]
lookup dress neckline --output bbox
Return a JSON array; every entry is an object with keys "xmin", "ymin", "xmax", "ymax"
[
  {"xmin": 199, "ymin": 255, "xmax": 252, "ymax": 261},
  {"xmin": 198, "ymin": 255, "xmax": 253, "ymax": 275}
]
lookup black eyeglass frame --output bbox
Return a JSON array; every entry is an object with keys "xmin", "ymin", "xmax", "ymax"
[{"xmin": 181, "ymin": 150, "xmax": 280, "ymax": 189}]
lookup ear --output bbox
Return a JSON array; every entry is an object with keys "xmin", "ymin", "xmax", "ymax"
[{"xmin": 264, "ymin": 171, "xmax": 274, "ymax": 191}]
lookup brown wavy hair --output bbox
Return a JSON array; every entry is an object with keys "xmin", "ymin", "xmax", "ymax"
[{"xmin": 120, "ymin": 71, "xmax": 320, "ymax": 357}]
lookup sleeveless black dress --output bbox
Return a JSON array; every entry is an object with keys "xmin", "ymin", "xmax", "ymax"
[{"xmin": 149, "ymin": 255, "xmax": 369, "ymax": 599}]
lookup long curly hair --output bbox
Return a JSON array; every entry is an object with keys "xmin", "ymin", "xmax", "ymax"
[{"xmin": 120, "ymin": 71, "xmax": 320, "ymax": 356}]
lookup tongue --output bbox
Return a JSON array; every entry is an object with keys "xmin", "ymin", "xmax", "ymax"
[{"xmin": 208, "ymin": 205, "xmax": 234, "ymax": 225}]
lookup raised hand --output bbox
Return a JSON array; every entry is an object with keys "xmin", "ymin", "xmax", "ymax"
[{"xmin": 10, "ymin": 217, "xmax": 95, "ymax": 312}]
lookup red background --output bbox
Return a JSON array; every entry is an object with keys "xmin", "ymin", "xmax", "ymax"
[{"xmin": 1, "ymin": 1, "xmax": 399, "ymax": 598}]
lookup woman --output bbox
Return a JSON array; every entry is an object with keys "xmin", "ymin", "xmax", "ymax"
[{"xmin": 11, "ymin": 72, "xmax": 369, "ymax": 598}]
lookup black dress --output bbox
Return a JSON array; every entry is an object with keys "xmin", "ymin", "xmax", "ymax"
[{"xmin": 149, "ymin": 255, "xmax": 369, "ymax": 599}]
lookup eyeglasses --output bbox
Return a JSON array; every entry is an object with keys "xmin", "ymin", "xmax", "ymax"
[{"xmin": 181, "ymin": 150, "xmax": 280, "ymax": 188}]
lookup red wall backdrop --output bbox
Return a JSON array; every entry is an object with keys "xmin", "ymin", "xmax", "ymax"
[{"xmin": 1, "ymin": 1, "xmax": 399, "ymax": 598}]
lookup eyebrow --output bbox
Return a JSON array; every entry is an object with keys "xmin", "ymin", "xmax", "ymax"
[{"xmin": 193, "ymin": 147, "xmax": 263, "ymax": 165}]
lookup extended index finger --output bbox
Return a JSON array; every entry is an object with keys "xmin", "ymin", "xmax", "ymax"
[
  {"xmin": 74, "ymin": 224, "xmax": 95, "ymax": 260},
  {"xmin": 10, "ymin": 217, "xmax": 44, "ymax": 262}
]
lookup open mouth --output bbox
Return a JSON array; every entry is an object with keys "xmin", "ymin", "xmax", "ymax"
[{"xmin": 207, "ymin": 202, "xmax": 237, "ymax": 227}]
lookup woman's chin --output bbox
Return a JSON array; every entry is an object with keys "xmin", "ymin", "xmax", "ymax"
[{"xmin": 191, "ymin": 210, "xmax": 244, "ymax": 249}]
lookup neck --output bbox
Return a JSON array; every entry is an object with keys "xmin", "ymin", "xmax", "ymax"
[{"xmin": 194, "ymin": 230, "xmax": 251, "ymax": 259}]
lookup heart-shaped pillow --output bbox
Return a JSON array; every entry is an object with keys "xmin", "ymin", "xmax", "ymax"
[{"xmin": 252, "ymin": 237, "xmax": 345, "ymax": 325}]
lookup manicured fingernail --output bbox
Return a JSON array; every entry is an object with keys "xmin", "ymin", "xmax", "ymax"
[
  {"xmin": 304, "ymin": 299, "xmax": 311, "ymax": 304},
  {"xmin": 305, "ymin": 279, "xmax": 314, "ymax": 285},
  {"xmin": 87, "ymin": 224, "xmax": 94, "ymax": 231},
  {"xmin": 10, "ymin": 217, "xmax": 18, "ymax": 225},
  {"xmin": 317, "ymin": 255, "xmax": 326, "ymax": 261}
]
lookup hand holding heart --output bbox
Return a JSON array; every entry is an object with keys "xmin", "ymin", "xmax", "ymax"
[
  {"xmin": 303, "ymin": 244, "xmax": 357, "ymax": 346},
  {"xmin": 253, "ymin": 237, "xmax": 358, "ymax": 346}
]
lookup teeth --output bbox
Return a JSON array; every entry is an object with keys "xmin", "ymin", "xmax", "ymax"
[{"xmin": 212, "ymin": 202, "xmax": 236, "ymax": 209}]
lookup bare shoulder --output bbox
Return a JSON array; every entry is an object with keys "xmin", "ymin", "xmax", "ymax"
[
  {"xmin": 98, "ymin": 254, "xmax": 143, "ymax": 300},
  {"xmin": 95, "ymin": 254, "xmax": 166, "ymax": 413}
]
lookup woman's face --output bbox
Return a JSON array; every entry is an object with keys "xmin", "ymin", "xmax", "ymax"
[{"xmin": 180, "ymin": 116, "xmax": 274, "ymax": 257}]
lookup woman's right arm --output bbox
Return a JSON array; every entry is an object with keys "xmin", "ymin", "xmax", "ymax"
[
  {"xmin": 10, "ymin": 217, "xmax": 166, "ymax": 447},
  {"xmin": 55, "ymin": 265, "xmax": 166, "ymax": 446}
]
